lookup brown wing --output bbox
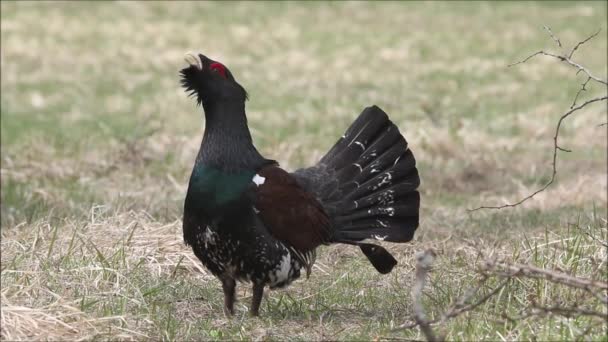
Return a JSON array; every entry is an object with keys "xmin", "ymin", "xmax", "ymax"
[{"xmin": 253, "ymin": 165, "xmax": 332, "ymax": 252}]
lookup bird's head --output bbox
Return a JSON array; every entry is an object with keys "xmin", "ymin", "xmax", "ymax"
[{"xmin": 180, "ymin": 53, "xmax": 247, "ymax": 105}]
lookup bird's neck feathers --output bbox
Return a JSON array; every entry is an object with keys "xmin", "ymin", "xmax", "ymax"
[
  {"xmin": 196, "ymin": 99, "xmax": 268, "ymax": 172},
  {"xmin": 187, "ymin": 100, "xmax": 274, "ymax": 212}
]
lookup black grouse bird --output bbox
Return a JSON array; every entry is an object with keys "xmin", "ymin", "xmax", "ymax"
[{"xmin": 181, "ymin": 53, "xmax": 420, "ymax": 316}]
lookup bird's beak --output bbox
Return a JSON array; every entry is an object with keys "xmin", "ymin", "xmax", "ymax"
[{"xmin": 184, "ymin": 52, "xmax": 202, "ymax": 71}]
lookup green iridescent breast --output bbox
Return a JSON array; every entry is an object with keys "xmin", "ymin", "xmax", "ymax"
[{"xmin": 188, "ymin": 165, "xmax": 255, "ymax": 208}]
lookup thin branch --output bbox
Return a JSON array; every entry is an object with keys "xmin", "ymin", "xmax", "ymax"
[
  {"xmin": 395, "ymin": 247, "xmax": 606, "ymax": 337},
  {"xmin": 395, "ymin": 277, "xmax": 510, "ymax": 331},
  {"xmin": 438, "ymin": 277, "xmax": 510, "ymax": 324},
  {"xmin": 508, "ymin": 49, "xmax": 607, "ymax": 86},
  {"xmin": 590, "ymin": 290, "xmax": 608, "ymax": 305},
  {"xmin": 543, "ymin": 25, "xmax": 562, "ymax": 48},
  {"xmin": 532, "ymin": 304, "xmax": 607, "ymax": 319},
  {"xmin": 579, "ymin": 225, "xmax": 608, "ymax": 248},
  {"xmin": 571, "ymin": 76, "xmax": 592, "ymax": 109},
  {"xmin": 569, "ymin": 28, "xmax": 602, "ymax": 59},
  {"xmin": 505, "ymin": 303, "xmax": 607, "ymax": 321},
  {"xmin": 480, "ymin": 259, "xmax": 608, "ymax": 291},
  {"xmin": 507, "ymin": 50, "xmax": 544, "ymax": 67},
  {"xmin": 410, "ymin": 249, "xmax": 440, "ymax": 342},
  {"xmin": 469, "ymin": 96, "xmax": 607, "ymax": 211},
  {"xmin": 470, "ymin": 27, "xmax": 607, "ymax": 211}
]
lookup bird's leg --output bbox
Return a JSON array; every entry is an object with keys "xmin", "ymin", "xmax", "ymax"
[
  {"xmin": 221, "ymin": 277, "xmax": 236, "ymax": 316},
  {"xmin": 249, "ymin": 282, "xmax": 265, "ymax": 316}
]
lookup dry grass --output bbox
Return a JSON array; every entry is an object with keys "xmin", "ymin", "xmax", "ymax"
[
  {"xmin": 2, "ymin": 210, "xmax": 606, "ymax": 340},
  {"xmin": 1, "ymin": 1, "xmax": 607, "ymax": 340}
]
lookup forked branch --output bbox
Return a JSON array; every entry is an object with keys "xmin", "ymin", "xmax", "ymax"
[{"xmin": 470, "ymin": 27, "xmax": 607, "ymax": 211}]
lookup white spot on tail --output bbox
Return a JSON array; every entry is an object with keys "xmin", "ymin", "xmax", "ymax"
[
  {"xmin": 354, "ymin": 163, "xmax": 363, "ymax": 172},
  {"xmin": 354, "ymin": 141, "xmax": 365, "ymax": 150},
  {"xmin": 372, "ymin": 172, "xmax": 393, "ymax": 190},
  {"xmin": 253, "ymin": 207, "xmax": 260, "ymax": 214},
  {"xmin": 252, "ymin": 174, "xmax": 266, "ymax": 186},
  {"xmin": 380, "ymin": 207, "xmax": 395, "ymax": 216},
  {"xmin": 393, "ymin": 156, "xmax": 401, "ymax": 166},
  {"xmin": 378, "ymin": 190, "xmax": 395, "ymax": 205},
  {"xmin": 370, "ymin": 161, "xmax": 381, "ymax": 174},
  {"xmin": 373, "ymin": 234, "xmax": 388, "ymax": 241}
]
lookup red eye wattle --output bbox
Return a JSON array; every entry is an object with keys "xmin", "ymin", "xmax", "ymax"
[{"xmin": 209, "ymin": 63, "xmax": 227, "ymax": 78}]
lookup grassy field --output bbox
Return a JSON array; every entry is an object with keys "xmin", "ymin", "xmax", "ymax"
[{"xmin": 1, "ymin": 1, "xmax": 607, "ymax": 340}]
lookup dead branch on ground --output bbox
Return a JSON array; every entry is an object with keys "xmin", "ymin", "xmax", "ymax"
[
  {"xmin": 579, "ymin": 222, "xmax": 608, "ymax": 248},
  {"xmin": 397, "ymin": 276, "xmax": 510, "ymax": 330},
  {"xmin": 479, "ymin": 259, "xmax": 608, "ymax": 291},
  {"xmin": 410, "ymin": 249, "xmax": 440, "ymax": 342},
  {"xmin": 397, "ymin": 247, "xmax": 607, "ymax": 341},
  {"xmin": 504, "ymin": 302, "xmax": 608, "ymax": 321}
]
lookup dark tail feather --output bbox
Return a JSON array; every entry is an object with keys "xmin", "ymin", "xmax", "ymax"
[
  {"xmin": 335, "ymin": 240, "xmax": 397, "ymax": 274},
  {"xmin": 359, "ymin": 243, "xmax": 397, "ymax": 274},
  {"xmin": 323, "ymin": 105, "xmax": 420, "ymax": 243},
  {"xmin": 293, "ymin": 105, "xmax": 420, "ymax": 274}
]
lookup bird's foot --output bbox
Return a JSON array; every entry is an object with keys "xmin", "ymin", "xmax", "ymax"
[{"xmin": 223, "ymin": 305, "xmax": 235, "ymax": 317}]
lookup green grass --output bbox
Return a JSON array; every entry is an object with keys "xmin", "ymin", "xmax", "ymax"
[{"xmin": 1, "ymin": 1, "xmax": 607, "ymax": 340}]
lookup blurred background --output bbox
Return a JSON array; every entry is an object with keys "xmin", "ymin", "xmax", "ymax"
[
  {"xmin": 1, "ymin": 1, "xmax": 606, "ymax": 226},
  {"xmin": 1, "ymin": 1, "xmax": 606, "ymax": 340}
]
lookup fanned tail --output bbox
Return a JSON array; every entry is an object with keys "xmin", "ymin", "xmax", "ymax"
[{"xmin": 293, "ymin": 105, "xmax": 420, "ymax": 273}]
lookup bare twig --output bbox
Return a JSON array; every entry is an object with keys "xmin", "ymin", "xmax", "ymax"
[
  {"xmin": 571, "ymin": 76, "xmax": 592, "ymax": 109},
  {"xmin": 507, "ymin": 50, "xmax": 607, "ymax": 86},
  {"xmin": 544, "ymin": 25, "xmax": 562, "ymax": 48},
  {"xmin": 480, "ymin": 259, "xmax": 608, "ymax": 291},
  {"xmin": 410, "ymin": 249, "xmax": 440, "ymax": 342},
  {"xmin": 579, "ymin": 225, "xmax": 608, "ymax": 248},
  {"xmin": 531, "ymin": 303, "xmax": 607, "ymax": 320},
  {"xmin": 396, "ymin": 275, "xmax": 510, "ymax": 331},
  {"xmin": 470, "ymin": 96, "xmax": 607, "ymax": 211},
  {"xmin": 505, "ymin": 303, "xmax": 607, "ymax": 321},
  {"xmin": 438, "ymin": 277, "xmax": 510, "ymax": 324},
  {"xmin": 470, "ymin": 27, "xmax": 608, "ymax": 211},
  {"xmin": 569, "ymin": 28, "xmax": 602, "ymax": 59},
  {"xmin": 396, "ymin": 243, "xmax": 606, "ymax": 338}
]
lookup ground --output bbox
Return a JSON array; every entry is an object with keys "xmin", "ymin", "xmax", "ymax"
[{"xmin": 1, "ymin": 1, "xmax": 607, "ymax": 340}]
